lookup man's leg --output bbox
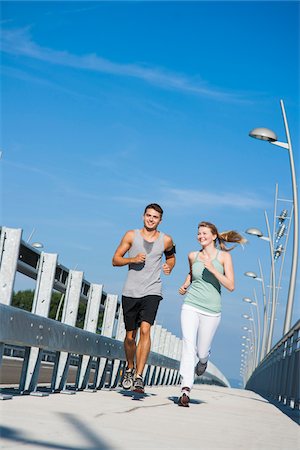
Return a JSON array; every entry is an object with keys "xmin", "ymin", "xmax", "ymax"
[
  {"xmin": 124, "ymin": 329, "xmax": 137, "ymax": 369},
  {"xmin": 135, "ymin": 321, "xmax": 151, "ymax": 376}
]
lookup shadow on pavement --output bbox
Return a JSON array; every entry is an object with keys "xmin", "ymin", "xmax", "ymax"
[
  {"xmin": 168, "ymin": 396, "xmax": 206, "ymax": 406},
  {"xmin": 0, "ymin": 413, "xmax": 113, "ymax": 450},
  {"xmin": 118, "ymin": 388, "xmax": 156, "ymax": 401}
]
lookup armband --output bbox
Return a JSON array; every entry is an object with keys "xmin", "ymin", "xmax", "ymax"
[{"xmin": 164, "ymin": 245, "xmax": 176, "ymax": 257}]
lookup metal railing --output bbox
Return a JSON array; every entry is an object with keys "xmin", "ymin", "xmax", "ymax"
[
  {"xmin": 0, "ymin": 226, "xmax": 229, "ymax": 398},
  {"xmin": 246, "ymin": 319, "xmax": 300, "ymax": 413}
]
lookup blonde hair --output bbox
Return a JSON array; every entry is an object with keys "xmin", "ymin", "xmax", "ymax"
[{"xmin": 198, "ymin": 221, "xmax": 247, "ymax": 252}]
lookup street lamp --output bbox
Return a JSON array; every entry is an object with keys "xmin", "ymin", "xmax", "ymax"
[
  {"xmin": 244, "ymin": 263, "xmax": 268, "ymax": 361},
  {"xmin": 31, "ymin": 242, "xmax": 43, "ymax": 249},
  {"xmin": 241, "ymin": 313, "xmax": 256, "ymax": 373},
  {"xmin": 245, "ymin": 221, "xmax": 276, "ymax": 354},
  {"xmin": 243, "ymin": 295, "xmax": 261, "ymax": 366},
  {"xmin": 249, "ymin": 99, "xmax": 298, "ymax": 334}
]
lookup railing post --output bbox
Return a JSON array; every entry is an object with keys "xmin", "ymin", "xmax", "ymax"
[
  {"xmin": 174, "ymin": 339, "xmax": 182, "ymax": 385},
  {"xmin": 166, "ymin": 335, "xmax": 177, "ymax": 385},
  {"xmin": 95, "ymin": 293, "xmax": 118, "ymax": 389},
  {"xmin": 0, "ymin": 227, "xmax": 22, "ymax": 306},
  {"xmin": 20, "ymin": 252, "xmax": 57, "ymax": 394},
  {"xmin": 77, "ymin": 283, "xmax": 103, "ymax": 390},
  {"xmin": 160, "ymin": 331, "xmax": 172, "ymax": 385},
  {"xmin": 110, "ymin": 302, "xmax": 126, "ymax": 388},
  {"xmin": 148, "ymin": 323, "xmax": 161, "ymax": 385},
  {"xmin": 154, "ymin": 327, "xmax": 167, "ymax": 385},
  {"xmin": 52, "ymin": 270, "xmax": 83, "ymax": 392}
]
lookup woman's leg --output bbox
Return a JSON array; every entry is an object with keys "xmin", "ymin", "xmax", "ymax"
[
  {"xmin": 196, "ymin": 313, "xmax": 221, "ymax": 364},
  {"xmin": 179, "ymin": 306, "xmax": 199, "ymax": 390}
]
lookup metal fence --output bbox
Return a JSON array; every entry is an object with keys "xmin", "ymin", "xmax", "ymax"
[
  {"xmin": 0, "ymin": 226, "xmax": 229, "ymax": 399},
  {"xmin": 246, "ymin": 319, "xmax": 300, "ymax": 413}
]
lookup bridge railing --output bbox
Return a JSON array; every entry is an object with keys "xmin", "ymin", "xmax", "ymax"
[
  {"xmin": 0, "ymin": 226, "xmax": 229, "ymax": 398},
  {"xmin": 245, "ymin": 319, "xmax": 300, "ymax": 413}
]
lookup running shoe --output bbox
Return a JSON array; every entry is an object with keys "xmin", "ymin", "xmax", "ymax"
[
  {"xmin": 121, "ymin": 367, "xmax": 135, "ymax": 390},
  {"xmin": 133, "ymin": 374, "xmax": 144, "ymax": 393},
  {"xmin": 178, "ymin": 388, "xmax": 190, "ymax": 407},
  {"xmin": 195, "ymin": 360, "xmax": 207, "ymax": 376}
]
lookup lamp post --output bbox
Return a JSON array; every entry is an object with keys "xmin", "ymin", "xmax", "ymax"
[
  {"xmin": 243, "ymin": 294, "xmax": 261, "ymax": 367},
  {"xmin": 249, "ymin": 99, "xmax": 298, "ymax": 334},
  {"xmin": 241, "ymin": 314, "xmax": 256, "ymax": 373},
  {"xmin": 245, "ymin": 220, "xmax": 276, "ymax": 353},
  {"xmin": 244, "ymin": 261, "xmax": 268, "ymax": 360}
]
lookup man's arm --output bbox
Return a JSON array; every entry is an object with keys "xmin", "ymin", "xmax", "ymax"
[
  {"xmin": 162, "ymin": 235, "xmax": 176, "ymax": 275},
  {"xmin": 112, "ymin": 230, "xmax": 146, "ymax": 267}
]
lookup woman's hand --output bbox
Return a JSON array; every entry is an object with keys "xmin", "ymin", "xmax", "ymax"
[
  {"xmin": 202, "ymin": 255, "xmax": 216, "ymax": 274},
  {"xmin": 179, "ymin": 284, "xmax": 189, "ymax": 295}
]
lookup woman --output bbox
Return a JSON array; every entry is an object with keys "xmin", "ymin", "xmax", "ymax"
[{"xmin": 177, "ymin": 221, "xmax": 246, "ymax": 407}]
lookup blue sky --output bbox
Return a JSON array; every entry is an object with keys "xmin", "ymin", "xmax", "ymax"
[{"xmin": 1, "ymin": 1, "xmax": 299, "ymax": 385}]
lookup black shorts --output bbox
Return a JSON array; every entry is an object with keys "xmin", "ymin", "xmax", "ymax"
[{"xmin": 122, "ymin": 295, "xmax": 162, "ymax": 331}]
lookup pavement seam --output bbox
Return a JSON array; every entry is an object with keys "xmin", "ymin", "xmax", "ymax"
[{"xmin": 94, "ymin": 401, "xmax": 171, "ymax": 417}]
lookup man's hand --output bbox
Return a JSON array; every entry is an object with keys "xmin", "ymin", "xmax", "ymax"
[
  {"xmin": 132, "ymin": 253, "xmax": 146, "ymax": 264},
  {"xmin": 162, "ymin": 263, "xmax": 172, "ymax": 275}
]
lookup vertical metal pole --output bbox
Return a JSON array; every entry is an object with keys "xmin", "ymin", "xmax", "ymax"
[
  {"xmin": 110, "ymin": 301, "xmax": 126, "ymax": 388},
  {"xmin": 53, "ymin": 270, "xmax": 83, "ymax": 391},
  {"xmin": 0, "ymin": 227, "xmax": 22, "ymax": 305},
  {"xmin": 253, "ymin": 288, "xmax": 261, "ymax": 367},
  {"xmin": 258, "ymin": 258, "xmax": 268, "ymax": 361},
  {"xmin": 95, "ymin": 293, "xmax": 118, "ymax": 388},
  {"xmin": 265, "ymin": 211, "xmax": 276, "ymax": 353},
  {"xmin": 149, "ymin": 323, "xmax": 162, "ymax": 385},
  {"xmin": 280, "ymin": 100, "xmax": 299, "ymax": 333},
  {"xmin": 23, "ymin": 252, "xmax": 57, "ymax": 393},
  {"xmin": 77, "ymin": 283, "xmax": 103, "ymax": 390},
  {"xmin": 154, "ymin": 327, "xmax": 166, "ymax": 385}
]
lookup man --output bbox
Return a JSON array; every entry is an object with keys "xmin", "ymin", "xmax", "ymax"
[{"xmin": 112, "ymin": 203, "xmax": 176, "ymax": 393}]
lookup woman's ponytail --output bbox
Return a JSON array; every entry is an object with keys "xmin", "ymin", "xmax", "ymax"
[{"xmin": 217, "ymin": 230, "xmax": 247, "ymax": 251}]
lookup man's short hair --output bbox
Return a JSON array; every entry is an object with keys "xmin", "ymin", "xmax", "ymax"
[{"xmin": 144, "ymin": 203, "xmax": 163, "ymax": 217}]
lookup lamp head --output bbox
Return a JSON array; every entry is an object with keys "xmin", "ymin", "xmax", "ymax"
[
  {"xmin": 245, "ymin": 228, "xmax": 263, "ymax": 238},
  {"xmin": 249, "ymin": 127, "xmax": 277, "ymax": 142},
  {"xmin": 244, "ymin": 271, "xmax": 257, "ymax": 279},
  {"xmin": 243, "ymin": 297, "xmax": 252, "ymax": 303},
  {"xmin": 31, "ymin": 242, "xmax": 43, "ymax": 249}
]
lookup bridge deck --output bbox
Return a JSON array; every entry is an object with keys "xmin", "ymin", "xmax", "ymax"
[{"xmin": 0, "ymin": 385, "xmax": 299, "ymax": 450}]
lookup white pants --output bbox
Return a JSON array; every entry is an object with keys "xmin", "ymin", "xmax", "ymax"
[{"xmin": 179, "ymin": 304, "xmax": 221, "ymax": 390}]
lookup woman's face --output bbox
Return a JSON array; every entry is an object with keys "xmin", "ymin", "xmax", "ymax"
[{"xmin": 197, "ymin": 226, "xmax": 217, "ymax": 247}]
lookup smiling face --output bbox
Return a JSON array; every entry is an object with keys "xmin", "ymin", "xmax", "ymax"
[
  {"xmin": 197, "ymin": 225, "xmax": 217, "ymax": 248},
  {"xmin": 143, "ymin": 208, "xmax": 162, "ymax": 231}
]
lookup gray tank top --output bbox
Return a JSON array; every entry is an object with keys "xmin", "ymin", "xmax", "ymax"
[{"xmin": 122, "ymin": 229, "xmax": 165, "ymax": 298}]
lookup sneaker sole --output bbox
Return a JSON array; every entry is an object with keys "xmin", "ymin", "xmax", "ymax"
[
  {"xmin": 178, "ymin": 394, "xmax": 190, "ymax": 407},
  {"xmin": 133, "ymin": 387, "xmax": 145, "ymax": 393},
  {"xmin": 178, "ymin": 400, "xmax": 189, "ymax": 407}
]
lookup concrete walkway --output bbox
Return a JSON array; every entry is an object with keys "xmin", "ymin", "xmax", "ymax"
[{"xmin": 0, "ymin": 385, "xmax": 299, "ymax": 450}]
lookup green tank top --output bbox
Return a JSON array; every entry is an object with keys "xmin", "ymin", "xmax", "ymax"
[{"xmin": 184, "ymin": 250, "xmax": 224, "ymax": 314}]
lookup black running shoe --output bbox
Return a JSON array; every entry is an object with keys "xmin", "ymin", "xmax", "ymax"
[
  {"xmin": 133, "ymin": 375, "xmax": 144, "ymax": 393},
  {"xmin": 121, "ymin": 368, "xmax": 135, "ymax": 390},
  {"xmin": 195, "ymin": 361, "xmax": 207, "ymax": 376}
]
